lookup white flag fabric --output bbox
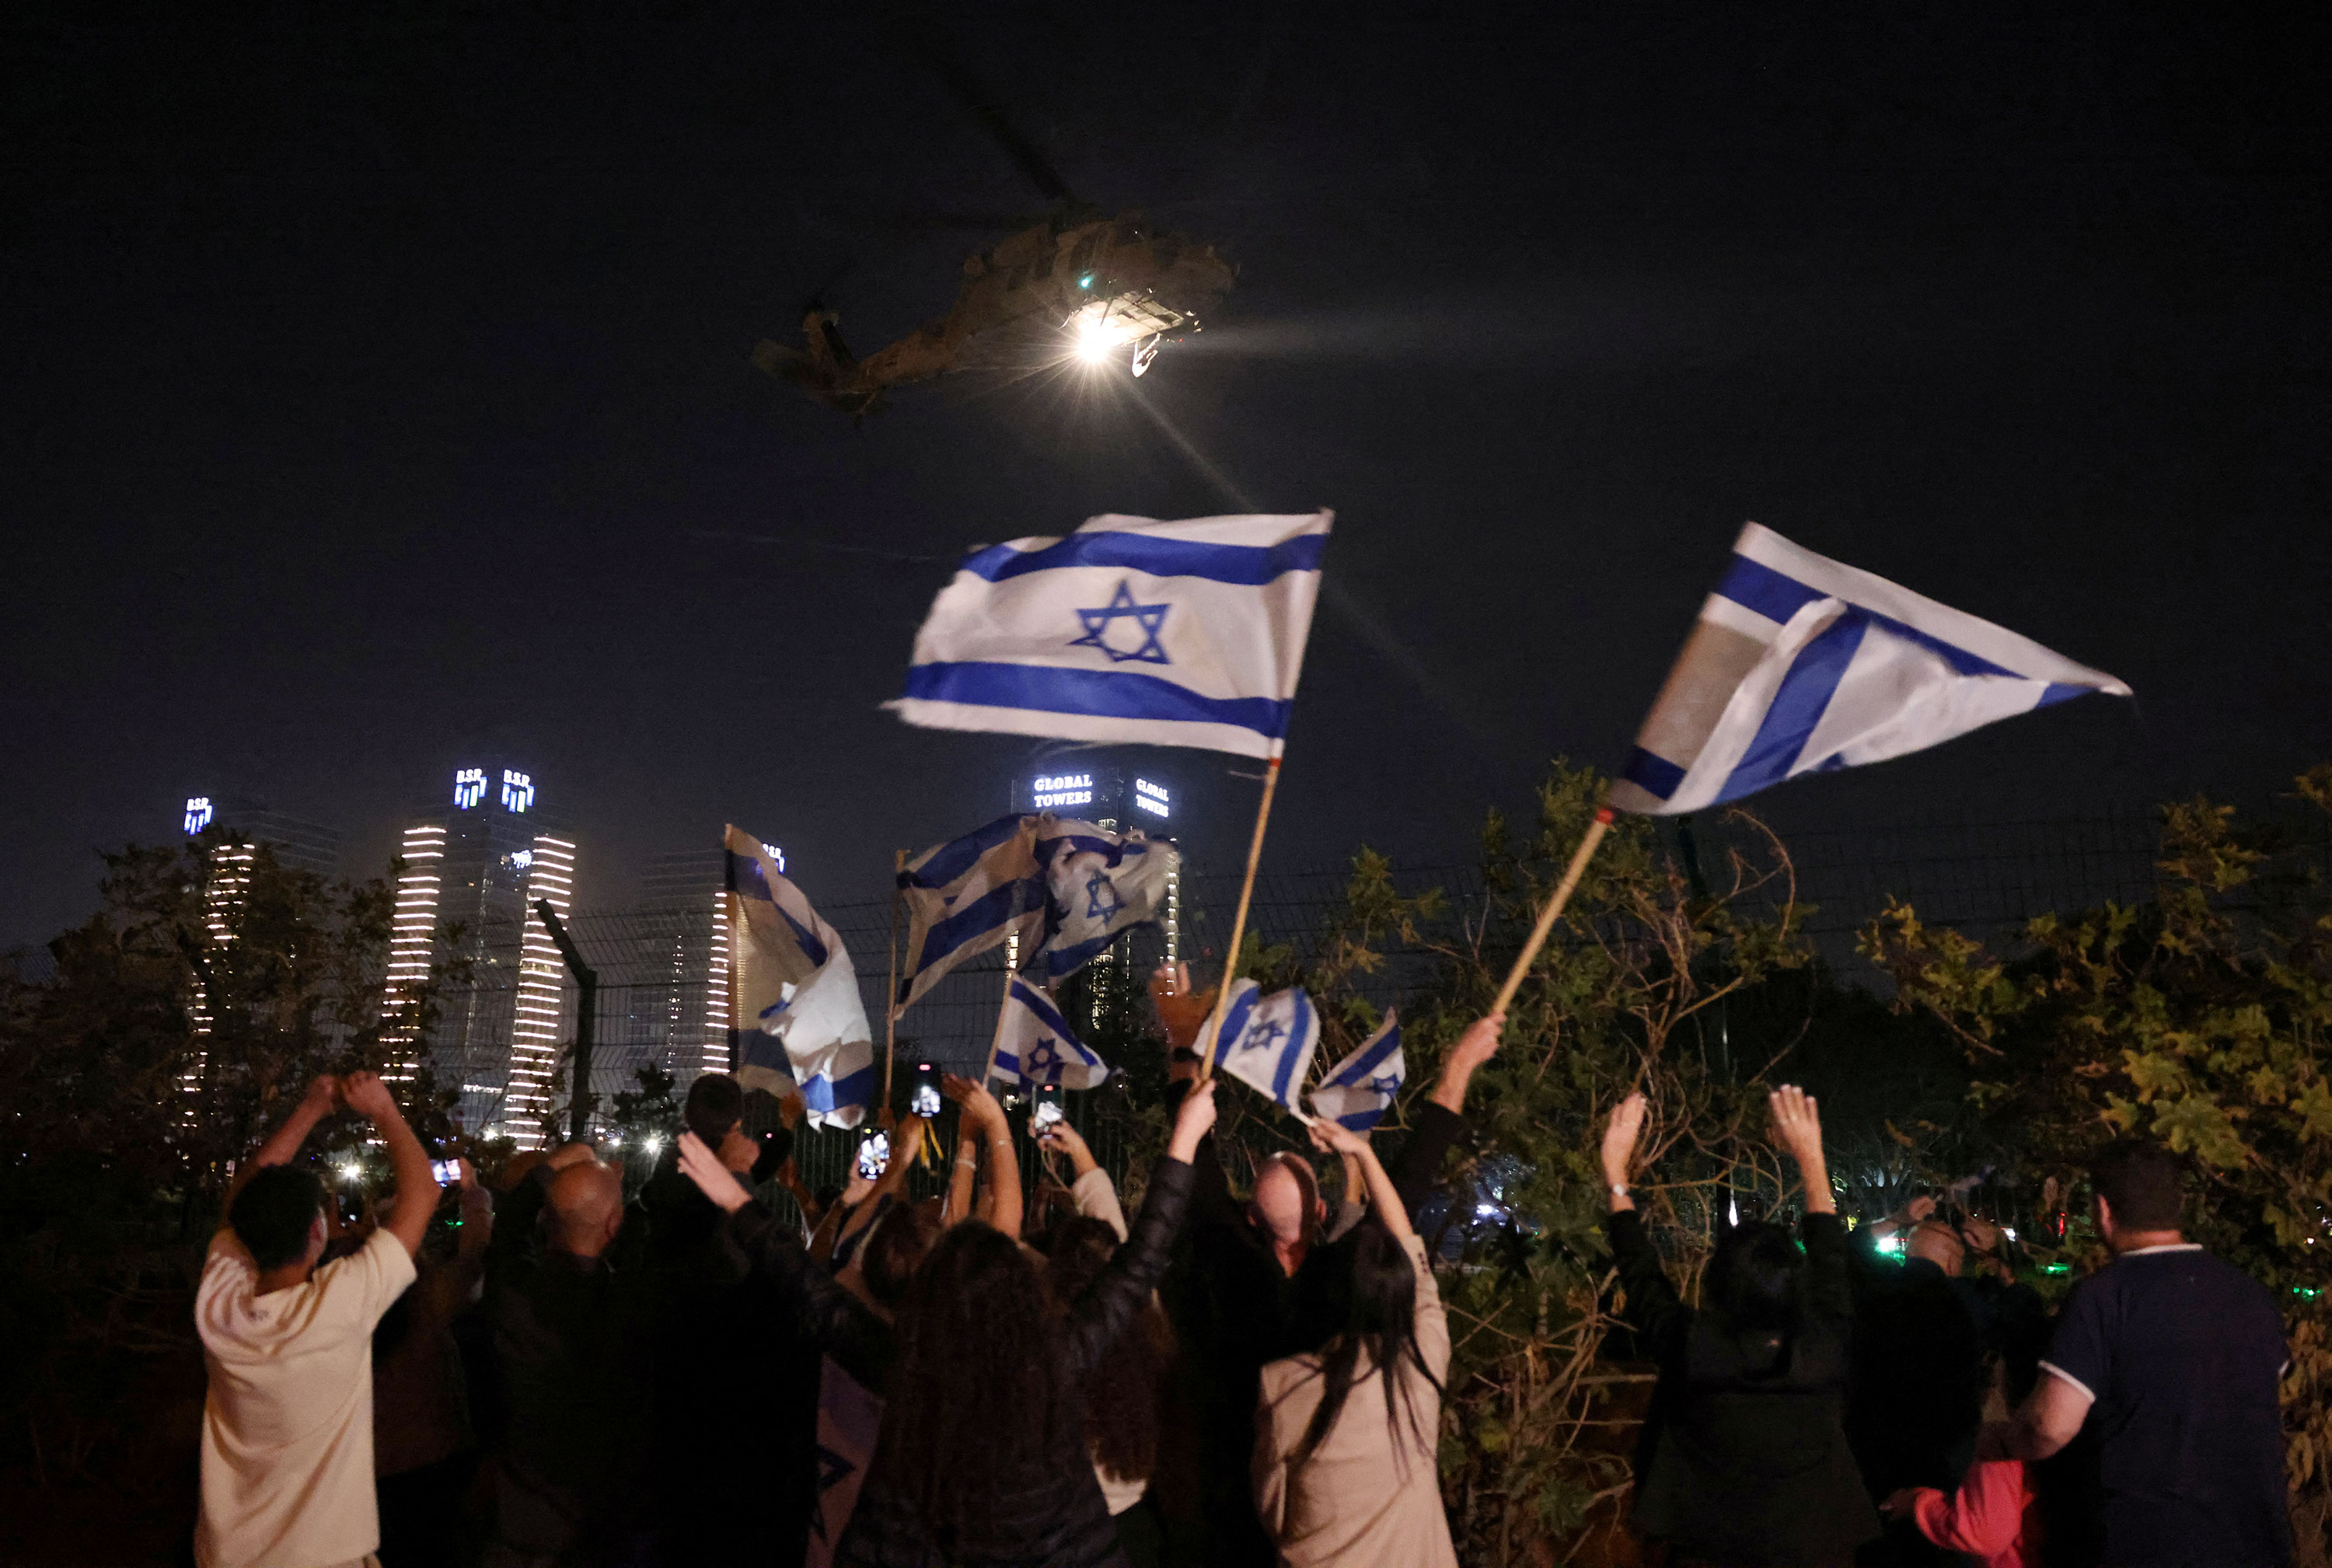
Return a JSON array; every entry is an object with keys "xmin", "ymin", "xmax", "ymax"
[
  {"xmin": 1309, "ymin": 1011, "xmax": 1404, "ymax": 1133},
  {"xmin": 895, "ymin": 813, "xmax": 1048, "ymax": 1019},
  {"xmin": 1607, "ymin": 523, "xmax": 2132, "ymax": 816},
  {"xmin": 1035, "ymin": 822, "xmax": 1179, "ymax": 983},
  {"xmin": 886, "ymin": 511, "xmax": 1332, "ymax": 760},
  {"xmin": 1209, "ymin": 978, "xmax": 1321, "ymax": 1114},
  {"xmin": 994, "ymin": 976, "xmax": 1112, "ymax": 1090},
  {"xmin": 724, "ymin": 826, "xmax": 875, "ymax": 1128}
]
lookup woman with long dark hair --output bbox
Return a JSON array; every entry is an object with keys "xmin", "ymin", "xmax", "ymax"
[
  {"xmin": 1042, "ymin": 1214, "xmax": 1176, "ymax": 1566},
  {"xmin": 1252, "ymin": 1117, "xmax": 1454, "ymax": 1567},
  {"xmin": 1604, "ymin": 1084, "xmax": 1878, "ymax": 1568},
  {"xmin": 833, "ymin": 1077, "xmax": 1219, "ymax": 1568}
]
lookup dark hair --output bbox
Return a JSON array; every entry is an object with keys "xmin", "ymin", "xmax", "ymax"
[
  {"xmin": 862, "ymin": 1200, "xmax": 944, "ymax": 1310},
  {"xmin": 1044, "ymin": 1215, "xmax": 1171, "ymax": 1483},
  {"xmin": 683, "ymin": 1073, "xmax": 744, "ymax": 1145},
  {"xmin": 229, "ymin": 1165, "xmax": 326, "ymax": 1271},
  {"xmin": 2091, "ymin": 1140, "xmax": 2184, "ymax": 1232},
  {"xmin": 1706, "ymin": 1221, "xmax": 1808, "ymax": 1336},
  {"xmin": 1288, "ymin": 1218, "xmax": 1440, "ymax": 1482},
  {"xmin": 874, "ymin": 1223, "xmax": 1067, "ymax": 1550}
]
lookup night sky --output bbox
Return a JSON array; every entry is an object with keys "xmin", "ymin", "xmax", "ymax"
[{"xmin": 4, "ymin": 5, "xmax": 2327, "ymax": 952}]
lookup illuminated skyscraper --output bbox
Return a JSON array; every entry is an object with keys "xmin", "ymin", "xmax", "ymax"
[
  {"xmin": 381, "ymin": 767, "xmax": 577, "ymax": 1147},
  {"xmin": 1010, "ymin": 763, "xmax": 1182, "ymax": 1022},
  {"xmin": 632, "ymin": 840, "xmax": 784, "ymax": 1087}
]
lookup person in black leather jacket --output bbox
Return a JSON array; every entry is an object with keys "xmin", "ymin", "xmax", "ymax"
[
  {"xmin": 1604, "ymin": 1085, "xmax": 1880, "ymax": 1568},
  {"xmin": 829, "ymin": 1077, "xmax": 1219, "ymax": 1568}
]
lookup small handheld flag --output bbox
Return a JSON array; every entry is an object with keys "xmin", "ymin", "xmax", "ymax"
[
  {"xmin": 1309, "ymin": 1011, "xmax": 1404, "ymax": 1132},
  {"xmin": 887, "ymin": 511, "xmax": 1332, "ymax": 760},
  {"xmin": 1608, "ymin": 523, "xmax": 2131, "ymax": 815},
  {"xmin": 724, "ymin": 827, "xmax": 876, "ymax": 1128},
  {"xmin": 1210, "ymin": 978, "xmax": 1321, "ymax": 1115},
  {"xmin": 995, "ymin": 976, "xmax": 1112, "ymax": 1090}
]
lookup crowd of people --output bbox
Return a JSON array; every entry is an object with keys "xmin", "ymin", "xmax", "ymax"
[{"xmin": 189, "ymin": 968, "xmax": 2297, "ymax": 1568}]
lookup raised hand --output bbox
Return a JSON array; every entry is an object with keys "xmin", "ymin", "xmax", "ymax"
[
  {"xmin": 778, "ymin": 1089, "xmax": 808, "ymax": 1131},
  {"xmin": 1768, "ymin": 1084, "xmax": 1824, "ymax": 1166},
  {"xmin": 1167, "ymin": 1077, "xmax": 1219, "ymax": 1161},
  {"xmin": 1601, "ymin": 1092, "xmax": 1647, "ymax": 1186},
  {"xmin": 941, "ymin": 1072, "xmax": 1004, "ymax": 1131},
  {"xmin": 676, "ymin": 1130, "xmax": 752, "ymax": 1214},
  {"xmin": 300, "ymin": 1075, "xmax": 341, "ymax": 1117},
  {"xmin": 1307, "ymin": 1117, "xmax": 1368, "ymax": 1158},
  {"xmin": 340, "ymin": 1070, "xmax": 399, "ymax": 1123}
]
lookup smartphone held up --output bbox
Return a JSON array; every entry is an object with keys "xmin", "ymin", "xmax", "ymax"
[
  {"xmin": 909, "ymin": 1062, "xmax": 943, "ymax": 1120},
  {"xmin": 857, "ymin": 1130, "xmax": 891, "ymax": 1182}
]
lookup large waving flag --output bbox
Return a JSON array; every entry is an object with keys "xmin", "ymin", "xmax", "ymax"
[
  {"xmin": 895, "ymin": 814, "xmax": 1048, "ymax": 1018},
  {"xmin": 1308, "ymin": 1011, "xmax": 1403, "ymax": 1133},
  {"xmin": 886, "ymin": 512, "xmax": 1332, "ymax": 760},
  {"xmin": 1210, "ymin": 979, "xmax": 1321, "ymax": 1115},
  {"xmin": 724, "ymin": 826, "xmax": 876, "ymax": 1128},
  {"xmin": 1035, "ymin": 821, "xmax": 1179, "ymax": 983},
  {"xmin": 994, "ymin": 976, "xmax": 1112, "ymax": 1090},
  {"xmin": 1607, "ymin": 524, "xmax": 2132, "ymax": 816}
]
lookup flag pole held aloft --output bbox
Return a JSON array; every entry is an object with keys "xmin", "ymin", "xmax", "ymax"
[{"xmin": 1197, "ymin": 755, "xmax": 1282, "ymax": 1082}]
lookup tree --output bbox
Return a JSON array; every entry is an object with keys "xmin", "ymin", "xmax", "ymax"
[{"xmin": 1862, "ymin": 768, "xmax": 2332, "ymax": 1550}]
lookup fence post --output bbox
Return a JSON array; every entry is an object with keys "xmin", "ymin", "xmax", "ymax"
[{"xmin": 533, "ymin": 900, "xmax": 599, "ymax": 1145}]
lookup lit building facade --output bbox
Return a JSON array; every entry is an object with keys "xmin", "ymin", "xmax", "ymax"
[
  {"xmin": 380, "ymin": 767, "xmax": 577, "ymax": 1147},
  {"xmin": 1011, "ymin": 763, "xmax": 1182, "ymax": 1025}
]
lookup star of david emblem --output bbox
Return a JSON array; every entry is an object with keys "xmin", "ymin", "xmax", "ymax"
[
  {"xmin": 1238, "ymin": 1019, "xmax": 1289, "ymax": 1056},
  {"xmin": 1068, "ymin": 580, "xmax": 1171, "ymax": 664},
  {"xmin": 1025, "ymin": 1042, "xmax": 1057, "ymax": 1072},
  {"xmin": 1084, "ymin": 871, "xmax": 1124, "ymax": 921},
  {"xmin": 1366, "ymin": 1072, "xmax": 1402, "ymax": 1096}
]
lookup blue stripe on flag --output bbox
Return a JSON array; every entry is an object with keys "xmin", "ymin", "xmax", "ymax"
[
  {"xmin": 1332, "ymin": 1022, "xmax": 1403, "ymax": 1085},
  {"xmin": 1270, "ymin": 995, "xmax": 1313, "ymax": 1105},
  {"xmin": 1713, "ymin": 554, "xmax": 1828, "ymax": 626},
  {"xmin": 961, "ymin": 530, "xmax": 1328, "ymax": 586},
  {"xmin": 902, "ymin": 662, "xmax": 1294, "ymax": 740},
  {"xmin": 738, "ymin": 1030, "xmax": 788, "ymax": 1072},
  {"xmin": 913, "ymin": 877, "xmax": 1046, "ymax": 975},
  {"xmin": 1042, "ymin": 931, "xmax": 1119, "ymax": 980},
  {"xmin": 902, "ymin": 812, "xmax": 1027, "ymax": 889},
  {"xmin": 1213, "ymin": 985, "xmax": 1259, "ymax": 1067},
  {"xmin": 772, "ymin": 901, "xmax": 829, "ymax": 970},
  {"xmin": 1622, "ymin": 747, "xmax": 1687, "ymax": 802},
  {"xmin": 801, "ymin": 1063, "xmax": 878, "ymax": 1114},
  {"xmin": 1337, "ymin": 1110, "xmax": 1381, "ymax": 1132},
  {"xmin": 2036, "ymin": 682, "xmax": 2088, "ymax": 708},
  {"xmin": 1013, "ymin": 977, "xmax": 1076, "ymax": 1040},
  {"xmin": 1717, "ymin": 613, "xmax": 1869, "ymax": 803}
]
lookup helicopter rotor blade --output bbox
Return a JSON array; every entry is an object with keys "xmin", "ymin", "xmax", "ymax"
[{"xmin": 913, "ymin": 40, "xmax": 1080, "ymax": 208}]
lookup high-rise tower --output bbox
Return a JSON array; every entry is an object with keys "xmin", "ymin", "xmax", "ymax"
[{"xmin": 381, "ymin": 767, "xmax": 577, "ymax": 1146}]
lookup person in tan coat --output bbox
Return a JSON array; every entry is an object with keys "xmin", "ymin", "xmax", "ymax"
[{"xmin": 1253, "ymin": 1116, "xmax": 1456, "ymax": 1568}]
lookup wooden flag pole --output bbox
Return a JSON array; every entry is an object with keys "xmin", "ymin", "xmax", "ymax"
[
  {"xmin": 1489, "ymin": 804, "xmax": 1616, "ymax": 1019},
  {"xmin": 884, "ymin": 850, "xmax": 904, "ymax": 1104},
  {"xmin": 1196, "ymin": 755, "xmax": 1283, "ymax": 1082}
]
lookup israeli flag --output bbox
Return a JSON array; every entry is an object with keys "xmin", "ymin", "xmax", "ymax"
[
  {"xmin": 724, "ymin": 826, "xmax": 876, "ymax": 1129},
  {"xmin": 1607, "ymin": 523, "xmax": 2132, "ymax": 816},
  {"xmin": 1035, "ymin": 820, "xmax": 1179, "ymax": 983},
  {"xmin": 887, "ymin": 511, "xmax": 1333, "ymax": 760},
  {"xmin": 1308, "ymin": 1011, "xmax": 1403, "ymax": 1133},
  {"xmin": 895, "ymin": 814, "xmax": 1048, "ymax": 1018},
  {"xmin": 994, "ymin": 976, "xmax": 1112, "ymax": 1090},
  {"xmin": 1210, "ymin": 979, "xmax": 1321, "ymax": 1115}
]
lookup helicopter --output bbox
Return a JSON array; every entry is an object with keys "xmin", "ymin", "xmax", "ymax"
[{"xmin": 752, "ymin": 56, "xmax": 1235, "ymax": 417}]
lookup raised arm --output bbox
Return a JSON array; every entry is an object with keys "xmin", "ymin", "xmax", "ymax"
[
  {"xmin": 1041, "ymin": 1119, "xmax": 1127, "ymax": 1241},
  {"xmin": 942, "ymin": 1074, "xmax": 1020, "ymax": 1237},
  {"xmin": 1307, "ymin": 1118, "xmax": 1415, "ymax": 1247},
  {"xmin": 340, "ymin": 1070, "xmax": 442, "ymax": 1259},
  {"xmin": 1062, "ymin": 1081, "xmax": 1215, "ymax": 1378},
  {"xmin": 224, "ymin": 1075, "xmax": 341, "ymax": 1214}
]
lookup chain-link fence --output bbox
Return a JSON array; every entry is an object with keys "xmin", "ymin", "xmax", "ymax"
[{"xmin": 402, "ymin": 807, "xmax": 2261, "ymax": 1138}]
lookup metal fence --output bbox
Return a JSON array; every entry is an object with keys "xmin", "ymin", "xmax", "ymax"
[{"xmin": 302, "ymin": 805, "xmax": 2332, "ymax": 1137}]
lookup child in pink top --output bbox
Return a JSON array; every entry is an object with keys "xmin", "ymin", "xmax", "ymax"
[{"xmin": 1883, "ymin": 1456, "xmax": 2043, "ymax": 1568}]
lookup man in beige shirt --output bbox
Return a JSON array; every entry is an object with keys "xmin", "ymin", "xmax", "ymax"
[{"xmin": 194, "ymin": 1071, "xmax": 441, "ymax": 1568}]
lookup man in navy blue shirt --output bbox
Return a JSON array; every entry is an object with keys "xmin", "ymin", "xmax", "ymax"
[{"xmin": 1999, "ymin": 1140, "xmax": 2290, "ymax": 1567}]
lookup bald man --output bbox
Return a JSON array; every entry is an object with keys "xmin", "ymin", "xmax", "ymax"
[{"xmin": 480, "ymin": 1151, "xmax": 654, "ymax": 1567}]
